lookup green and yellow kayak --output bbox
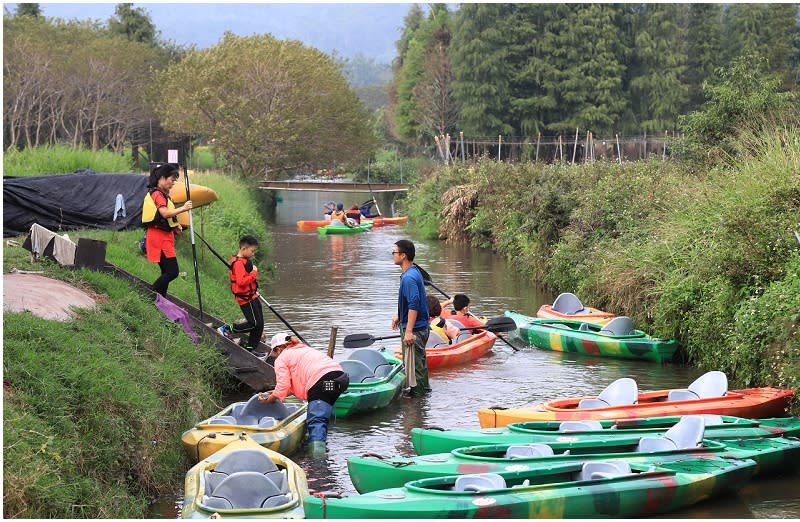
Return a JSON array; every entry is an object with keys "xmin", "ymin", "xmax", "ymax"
[
  {"xmin": 306, "ymin": 457, "xmax": 756, "ymax": 518},
  {"xmin": 181, "ymin": 395, "xmax": 307, "ymax": 462},
  {"xmin": 505, "ymin": 310, "xmax": 677, "ymax": 363},
  {"xmin": 318, "ymin": 222, "xmax": 373, "ymax": 235},
  {"xmin": 411, "ymin": 415, "xmax": 800, "ymax": 455},
  {"xmin": 182, "ymin": 434, "xmax": 308, "ymax": 518},
  {"xmin": 349, "ymin": 434, "xmax": 800, "ymax": 493},
  {"xmin": 334, "ymin": 348, "xmax": 405, "ymax": 417}
]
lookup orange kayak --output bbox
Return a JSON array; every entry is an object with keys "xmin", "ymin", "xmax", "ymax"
[
  {"xmin": 478, "ymin": 387, "xmax": 794, "ymax": 428},
  {"xmin": 395, "ymin": 330, "xmax": 496, "ymax": 370}
]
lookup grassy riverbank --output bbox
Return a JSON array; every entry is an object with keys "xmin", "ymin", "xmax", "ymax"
[
  {"xmin": 3, "ymin": 153, "xmax": 272, "ymax": 517},
  {"xmin": 407, "ymin": 126, "xmax": 800, "ymax": 402}
]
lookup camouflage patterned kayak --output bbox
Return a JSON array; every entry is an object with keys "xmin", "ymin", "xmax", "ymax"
[
  {"xmin": 182, "ymin": 435, "xmax": 308, "ymax": 518},
  {"xmin": 411, "ymin": 415, "xmax": 800, "ymax": 455},
  {"xmin": 334, "ymin": 348, "xmax": 405, "ymax": 417},
  {"xmin": 181, "ymin": 395, "xmax": 307, "ymax": 462},
  {"xmin": 505, "ymin": 310, "xmax": 677, "ymax": 363},
  {"xmin": 306, "ymin": 457, "xmax": 756, "ymax": 518},
  {"xmin": 348, "ymin": 433, "xmax": 800, "ymax": 493}
]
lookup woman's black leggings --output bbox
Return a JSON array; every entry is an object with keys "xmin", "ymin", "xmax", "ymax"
[{"xmin": 153, "ymin": 254, "xmax": 179, "ymax": 296}]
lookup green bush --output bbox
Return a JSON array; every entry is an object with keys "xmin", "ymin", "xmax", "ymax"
[{"xmin": 3, "ymin": 144, "xmax": 134, "ymax": 176}]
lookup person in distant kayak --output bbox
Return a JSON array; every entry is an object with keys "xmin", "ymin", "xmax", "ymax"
[
  {"xmin": 258, "ymin": 332, "xmax": 349, "ymax": 451},
  {"xmin": 330, "ymin": 203, "xmax": 350, "ymax": 226},
  {"xmin": 216, "ymin": 235, "xmax": 264, "ymax": 352},
  {"xmin": 448, "ymin": 294, "xmax": 487, "ymax": 331},
  {"xmin": 427, "ymin": 294, "xmax": 459, "ymax": 343},
  {"xmin": 391, "ymin": 239, "xmax": 431, "ymax": 396},
  {"xmin": 143, "ymin": 163, "xmax": 192, "ymax": 297},
  {"xmin": 345, "ymin": 204, "xmax": 362, "ymax": 224}
]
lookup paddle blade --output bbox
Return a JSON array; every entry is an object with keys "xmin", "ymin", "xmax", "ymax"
[
  {"xmin": 483, "ymin": 316, "xmax": 519, "ymax": 334},
  {"xmin": 343, "ymin": 333, "xmax": 376, "ymax": 348}
]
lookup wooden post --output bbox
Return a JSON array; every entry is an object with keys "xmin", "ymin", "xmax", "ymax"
[
  {"xmin": 535, "ymin": 132, "xmax": 541, "ymax": 162},
  {"xmin": 497, "ymin": 135, "xmax": 502, "ymax": 162},
  {"xmin": 572, "ymin": 127, "xmax": 579, "ymax": 164},
  {"xmin": 584, "ymin": 130, "xmax": 590, "ymax": 164},
  {"xmin": 327, "ymin": 326, "xmax": 338, "ymax": 358},
  {"xmin": 663, "ymin": 131, "xmax": 668, "ymax": 159},
  {"xmin": 460, "ymin": 131, "xmax": 465, "ymax": 162},
  {"xmin": 642, "ymin": 131, "xmax": 647, "ymax": 160},
  {"xmin": 558, "ymin": 135, "xmax": 563, "ymax": 162}
]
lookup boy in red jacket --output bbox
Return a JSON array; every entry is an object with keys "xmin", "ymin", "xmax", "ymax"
[{"xmin": 217, "ymin": 235, "xmax": 264, "ymax": 352}]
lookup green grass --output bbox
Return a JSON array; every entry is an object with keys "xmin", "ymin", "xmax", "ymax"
[{"xmin": 3, "ymin": 144, "xmax": 135, "ymax": 176}]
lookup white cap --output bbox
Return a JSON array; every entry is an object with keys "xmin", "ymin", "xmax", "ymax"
[{"xmin": 270, "ymin": 332, "xmax": 293, "ymax": 350}]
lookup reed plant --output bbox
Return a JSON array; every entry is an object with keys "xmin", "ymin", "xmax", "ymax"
[{"xmin": 3, "ymin": 144, "xmax": 134, "ymax": 176}]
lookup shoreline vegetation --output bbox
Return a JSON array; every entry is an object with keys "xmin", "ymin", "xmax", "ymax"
[{"xmin": 3, "ymin": 130, "xmax": 799, "ymax": 516}]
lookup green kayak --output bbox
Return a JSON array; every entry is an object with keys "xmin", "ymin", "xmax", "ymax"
[
  {"xmin": 318, "ymin": 222, "xmax": 373, "ymax": 235},
  {"xmin": 506, "ymin": 310, "xmax": 678, "ymax": 363},
  {"xmin": 306, "ymin": 457, "xmax": 756, "ymax": 518},
  {"xmin": 411, "ymin": 415, "xmax": 800, "ymax": 455},
  {"xmin": 349, "ymin": 433, "xmax": 800, "ymax": 493},
  {"xmin": 333, "ymin": 348, "xmax": 405, "ymax": 417}
]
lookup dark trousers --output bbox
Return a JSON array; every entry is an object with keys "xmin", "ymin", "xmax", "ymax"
[
  {"xmin": 306, "ymin": 371, "xmax": 349, "ymax": 442},
  {"xmin": 231, "ymin": 298, "xmax": 265, "ymax": 350},
  {"xmin": 153, "ymin": 254, "xmax": 179, "ymax": 296}
]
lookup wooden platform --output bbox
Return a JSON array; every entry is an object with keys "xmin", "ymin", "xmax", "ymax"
[{"xmin": 259, "ymin": 180, "xmax": 407, "ymax": 192}]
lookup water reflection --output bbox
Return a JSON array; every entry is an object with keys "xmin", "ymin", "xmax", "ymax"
[{"xmin": 150, "ymin": 189, "xmax": 799, "ymax": 518}]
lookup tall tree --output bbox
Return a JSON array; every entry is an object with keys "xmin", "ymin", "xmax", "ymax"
[
  {"xmin": 628, "ymin": 3, "xmax": 689, "ymax": 132},
  {"xmin": 153, "ymin": 33, "xmax": 376, "ymax": 179},
  {"xmin": 685, "ymin": 3, "xmax": 723, "ymax": 110},
  {"xmin": 15, "ymin": 3, "xmax": 41, "ymax": 17},
  {"xmin": 108, "ymin": 3, "xmax": 157, "ymax": 45}
]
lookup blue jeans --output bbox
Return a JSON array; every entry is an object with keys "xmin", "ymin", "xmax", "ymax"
[{"xmin": 307, "ymin": 399, "xmax": 333, "ymax": 442}]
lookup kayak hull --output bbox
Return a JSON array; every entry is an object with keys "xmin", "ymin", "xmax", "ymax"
[
  {"xmin": 393, "ymin": 330, "xmax": 497, "ymax": 370},
  {"xmin": 318, "ymin": 223, "xmax": 373, "ymax": 235}
]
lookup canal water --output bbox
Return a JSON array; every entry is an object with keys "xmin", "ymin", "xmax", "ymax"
[{"xmin": 151, "ymin": 189, "xmax": 799, "ymax": 518}]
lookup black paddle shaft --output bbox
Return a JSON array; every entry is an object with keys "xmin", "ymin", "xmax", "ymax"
[{"xmin": 342, "ymin": 316, "xmax": 518, "ymax": 348}]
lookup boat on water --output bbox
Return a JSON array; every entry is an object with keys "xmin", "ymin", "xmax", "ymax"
[
  {"xmin": 305, "ymin": 456, "xmax": 756, "ymax": 518},
  {"xmin": 181, "ymin": 394, "xmax": 307, "ymax": 462},
  {"xmin": 391, "ymin": 330, "xmax": 498, "ymax": 370},
  {"xmin": 182, "ymin": 434, "xmax": 308, "ymax": 519},
  {"xmin": 334, "ymin": 348, "xmax": 405, "ymax": 417},
  {"xmin": 506, "ymin": 310, "xmax": 678, "ymax": 363},
  {"xmin": 297, "ymin": 215, "xmax": 407, "ymax": 231},
  {"xmin": 318, "ymin": 222, "xmax": 373, "ymax": 235},
  {"xmin": 477, "ymin": 372, "xmax": 794, "ymax": 428},
  {"xmin": 348, "ymin": 415, "xmax": 800, "ymax": 493},
  {"xmin": 535, "ymin": 292, "xmax": 615, "ymax": 325},
  {"xmin": 411, "ymin": 414, "xmax": 800, "ymax": 455}
]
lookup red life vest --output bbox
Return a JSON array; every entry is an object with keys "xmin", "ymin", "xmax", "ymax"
[{"xmin": 229, "ymin": 255, "xmax": 258, "ymax": 303}]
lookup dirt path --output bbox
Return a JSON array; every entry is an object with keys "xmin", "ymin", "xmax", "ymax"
[{"xmin": 3, "ymin": 272, "xmax": 98, "ymax": 321}]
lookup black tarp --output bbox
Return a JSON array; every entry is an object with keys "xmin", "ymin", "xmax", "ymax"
[{"xmin": 3, "ymin": 169, "xmax": 149, "ymax": 237}]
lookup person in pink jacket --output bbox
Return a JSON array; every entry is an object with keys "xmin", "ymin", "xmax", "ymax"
[{"xmin": 258, "ymin": 332, "xmax": 349, "ymax": 450}]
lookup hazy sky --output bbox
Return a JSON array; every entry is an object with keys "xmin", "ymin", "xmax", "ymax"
[{"xmin": 7, "ymin": 2, "xmax": 418, "ymax": 62}]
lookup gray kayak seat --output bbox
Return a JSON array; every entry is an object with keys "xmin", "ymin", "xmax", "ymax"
[
  {"xmin": 208, "ymin": 415, "xmax": 238, "ymax": 425},
  {"xmin": 446, "ymin": 319, "xmax": 472, "ymax": 342},
  {"xmin": 637, "ymin": 415, "xmax": 706, "ymax": 452},
  {"xmin": 204, "ymin": 470, "xmax": 228, "ymax": 492},
  {"xmin": 454, "ymin": 473, "xmax": 507, "ymax": 492},
  {"xmin": 204, "ymin": 471, "xmax": 283, "ymax": 509},
  {"xmin": 373, "ymin": 364, "xmax": 395, "ymax": 378},
  {"xmin": 340, "ymin": 360, "xmax": 376, "ymax": 383},
  {"xmin": 577, "ymin": 377, "xmax": 638, "ymax": 409},
  {"xmin": 578, "ymin": 322, "xmax": 592, "ymax": 331},
  {"xmin": 505, "ymin": 443, "xmax": 555, "ymax": 459},
  {"xmin": 258, "ymin": 416, "xmax": 276, "ymax": 428},
  {"xmin": 214, "ymin": 448, "xmax": 278, "ymax": 475},
  {"xmin": 426, "ymin": 330, "xmax": 448, "ymax": 348},
  {"xmin": 558, "ymin": 420, "xmax": 604, "ymax": 432},
  {"xmin": 235, "ymin": 394, "xmax": 291, "ymax": 424},
  {"xmin": 579, "ymin": 460, "xmax": 632, "ymax": 481},
  {"xmin": 551, "ymin": 293, "xmax": 586, "ymax": 314},
  {"xmin": 347, "ymin": 349, "xmax": 390, "ymax": 373},
  {"xmin": 700, "ymin": 414, "xmax": 724, "ymax": 426},
  {"xmin": 667, "ymin": 371, "xmax": 728, "ymax": 401},
  {"xmin": 448, "ymin": 319, "xmax": 467, "ymax": 330},
  {"xmin": 598, "ymin": 316, "xmax": 635, "ymax": 336}
]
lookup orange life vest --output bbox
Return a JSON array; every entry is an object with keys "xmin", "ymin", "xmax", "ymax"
[{"xmin": 229, "ymin": 255, "xmax": 258, "ymax": 303}]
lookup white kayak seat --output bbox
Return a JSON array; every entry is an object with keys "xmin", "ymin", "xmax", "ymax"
[
  {"xmin": 425, "ymin": 330, "xmax": 448, "ymax": 348},
  {"xmin": 373, "ymin": 364, "xmax": 394, "ymax": 378},
  {"xmin": 340, "ymin": 360, "xmax": 376, "ymax": 383},
  {"xmin": 208, "ymin": 471, "xmax": 282, "ymax": 509},
  {"xmin": 258, "ymin": 416, "xmax": 277, "ymax": 428},
  {"xmin": 511, "ymin": 479, "xmax": 531, "ymax": 489},
  {"xmin": 262, "ymin": 494, "xmax": 293, "ymax": 508},
  {"xmin": 284, "ymin": 404, "xmax": 299, "ymax": 414},
  {"xmin": 454, "ymin": 473, "xmax": 507, "ymax": 492},
  {"xmin": 230, "ymin": 403, "xmax": 245, "ymax": 418},
  {"xmin": 505, "ymin": 443, "xmax": 554, "ymax": 459},
  {"xmin": 580, "ymin": 460, "xmax": 632, "ymax": 481},
  {"xmin": 215, "ymin": 449, "xmax": 278, "ymax": 475},
  {"xmin": 202, "ymin": 496, "xmax": 233, "ymax": 510},
  {"xmin": 667, "ymin": 371, "xmax": 728, "ymax": 401},
  {"xmin": 637, "ymin": 415, "xmax": 706, "ymax": 452},
  {"xmin": 204, "ymin": 470, "xmax": 228, "ymax": 493},
  {"xmin": 578, "ymin": 377, "xmax": 638, "ymax": 409},
  {"xmin": 559, "ymin": 420, "xmax": 604, "ymax": 432},
  {"xmin": 237, "ymin": 394, "xmax": 291, "ymax": 422},
  {"xmin": 454, "ymin": 331, "xmax": 472, "ymax": 343},
  {"xmin": 208, "ymin": 416, "xmax": 238, "ymax": 425},
  {"xmin": 348, "ymin": 349, "xmax": 390, "ymax": 373},
  {"xmin": 578, "ymin": 322, "xmax": 592, "ymax": 331},
  {"xmin": 362, "ymin": 376, "xmax": 382, "ymax": 383},
  {"xmin": 700, "ymin": 414, "xmax": 724, "ymax": 426},
  {"xmin": 552, "ymin": 292, "xmax": 585, "ymax": 314},
  {"xmin": 265, "ymin": 469, "xmax": 289, "ymax": 493},
  {"xmin": 598, "ymin": 316, "xmax": 635, "ymax": 336}
]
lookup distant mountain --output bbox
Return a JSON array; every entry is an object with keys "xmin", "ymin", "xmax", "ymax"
[{"xmin": 18, "ymin": 3, "xmax": 419, "ymax": 64}]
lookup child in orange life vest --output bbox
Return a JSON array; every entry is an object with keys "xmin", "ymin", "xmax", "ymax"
[{"xmin": 217, "ymin": 235, "xmax": 264, "ymax": 352}]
